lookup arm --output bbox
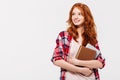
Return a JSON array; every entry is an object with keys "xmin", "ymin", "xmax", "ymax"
[
  {"xmin": 53, "ymin": 59, "xmax": 93, "ymax": 76},
  {"xmin": 53, "ymin": 59, "xmax": 83, "ymax": 73},
  {"xmin": 68, "ymin": 43, "xmax": 105, "ymax": 69},
  {"xmin": 51, "ymin": 31, "xmax": 93, "ymax": 76},
  {"xmin": 79, "ymin": 60, "xmax": 103, "ymax": 69},
  {"xmin": 68, "ymin": 58, "xmax": 103, "ymax": 69}
]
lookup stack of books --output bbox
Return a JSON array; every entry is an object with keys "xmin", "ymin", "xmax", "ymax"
[{"xmin": 75, "ymin": 43, "xmax": 100, "ymax": 60}]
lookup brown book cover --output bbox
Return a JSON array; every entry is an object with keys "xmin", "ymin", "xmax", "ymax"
[{"xmin": 75, "ymin": 46, "xmax": 96, "ymax": 60}]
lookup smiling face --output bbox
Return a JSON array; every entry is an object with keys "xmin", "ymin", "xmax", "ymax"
[
  {"xmin": 71, "ymin": 7, "xmax": 84, "ymax": 26},
  {"xmin": 67, "ymin": 3, "xmax": 97, "ymax": 46}
]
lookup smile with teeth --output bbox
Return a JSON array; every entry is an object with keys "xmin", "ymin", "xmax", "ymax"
[{"xmin": 74, "ymin": 18, "xmax": 80, "ymax": 23}]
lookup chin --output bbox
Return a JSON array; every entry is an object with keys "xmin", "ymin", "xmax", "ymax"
[
  {"xmin": 74, "ymin": 22, "xmax": 81, "ymax": 25},
  {"xmin": 74, "ymin": 24, "xmax": 81, "ymax": 26}
]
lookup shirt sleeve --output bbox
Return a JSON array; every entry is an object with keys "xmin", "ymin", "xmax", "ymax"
[
  {"xmin": 95, "ymin": 42, "xmax": 105, "ymax": 69},
  {"xmin": 51, "ymin": 31, "xmax": 65, "ymax": 62}
]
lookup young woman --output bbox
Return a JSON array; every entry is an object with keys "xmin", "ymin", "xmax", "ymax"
[{"xmin": 51, "ymin": 2, "xmax": 105, "ymax": 80}]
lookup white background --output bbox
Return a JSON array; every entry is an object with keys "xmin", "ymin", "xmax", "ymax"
[{"xmin": 0, "ymin": 0, "xmax": 119, "ymax": 80}]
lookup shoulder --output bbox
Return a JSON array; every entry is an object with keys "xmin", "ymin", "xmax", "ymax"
[
  {"xmin": 58, "ymin": 30, "xmax": 71, "ymax": 37},
  {"xmin": 94, "ymin": 41, "xmax": 100, "ymax": 50},
  {"xmin": 58, "ymin": 30, "xmax": 72, "ymax": 41},
  {"xmin": 58, "ymin": 31, "xmax": 69, "ymax": 36}
]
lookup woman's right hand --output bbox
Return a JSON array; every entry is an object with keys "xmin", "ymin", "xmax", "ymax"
[{"xmin": 79, "ymin": 67, "xmax": 93, "ymax": 77}]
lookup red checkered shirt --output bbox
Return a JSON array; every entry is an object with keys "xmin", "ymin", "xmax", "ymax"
[{"xmin": 51, "ymin": 31, "xmax": 105, "ymax": 80}]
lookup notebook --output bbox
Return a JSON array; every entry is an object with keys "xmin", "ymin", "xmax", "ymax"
[{"xmin": 75, "ymin": 43, "xmax": 99, "ymax": 60}]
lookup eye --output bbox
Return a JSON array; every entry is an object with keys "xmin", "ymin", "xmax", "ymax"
[
  {"xmin": 78, "ymin": 13, "xmax": 81, "ymax": 15},
  {"xmin": 72, "ymin": 13, "xmax": 75, "ymax": 15}
]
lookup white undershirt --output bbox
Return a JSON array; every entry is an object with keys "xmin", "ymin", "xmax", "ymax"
[{"xmin": 65, "ymin": 39, "xmax": 95, "ymax": 80}]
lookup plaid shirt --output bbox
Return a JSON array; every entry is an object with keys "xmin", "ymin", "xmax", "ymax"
[{"xmin": 51, "ymin": 31, "xmax": 105, "ymax": 80}]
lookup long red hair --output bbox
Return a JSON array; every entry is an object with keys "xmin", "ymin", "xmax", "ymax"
[{"xmin": 67, "ymin": 3, "xmax": 97, "ymax": 46}]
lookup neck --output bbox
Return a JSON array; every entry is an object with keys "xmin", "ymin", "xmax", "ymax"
[
  {"xmin": 77, "ymin": 26, "xmax": 84, "ymax": 37},
  {"xmin": 76, "ymin": 26, "xmax": 84, "ymax": 43}
]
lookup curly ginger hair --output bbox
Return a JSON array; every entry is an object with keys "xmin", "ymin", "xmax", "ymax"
[{"xmin": 67, "ymin": 3, "xmax": 97, "ymax": 46}]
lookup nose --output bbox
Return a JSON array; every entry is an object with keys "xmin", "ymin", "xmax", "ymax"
[
  {"xmin": 74, "ymin": 16, "xmax": 78, "ymax": 20},
  {"xmin": 74, "ymin": 14, "xmax": 78, "ymax": 19}
]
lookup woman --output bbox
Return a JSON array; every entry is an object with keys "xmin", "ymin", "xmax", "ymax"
[{"xmin": 51, "ymin": 2, "xmax": 105, "ymax": 80}]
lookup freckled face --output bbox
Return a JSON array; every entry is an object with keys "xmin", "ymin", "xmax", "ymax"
[{"xmin": 72, "ymin": 7, "xmax": 84, "ymax": 26}]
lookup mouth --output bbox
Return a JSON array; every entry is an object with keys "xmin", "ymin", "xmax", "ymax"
[{"xmin": 74, "ymin": 19, "xmax": 80, "ymax": 23}]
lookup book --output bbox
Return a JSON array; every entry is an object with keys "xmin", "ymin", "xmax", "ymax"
[
  {"xmin": 75, "ymin": 43, "xmax": 99, "ymax": 60},
  {"xmin": 86, "ymin": 43, "xmax": 100, "ymax": 57}
]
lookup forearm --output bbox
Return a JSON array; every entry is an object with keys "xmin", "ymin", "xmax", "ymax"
[
  {"xmin": 53, "ymin": 59, "xmax": 82, "ymax": 73},
  {"xmin": 78, "ymin": 60, "xmax": 103, "ymax": 69},
  {"xmin": 53, "ymin": 59, "xmax": 93, "ymax": 76}
]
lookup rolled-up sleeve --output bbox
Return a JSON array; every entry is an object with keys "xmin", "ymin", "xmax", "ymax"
[
  {"xmin": 51, "ymin": 32, "xmax": 65, "ymax": 62},
  {"xmin": 95, "ymin": 43, "xmax": 105, "ymax": 69}
]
